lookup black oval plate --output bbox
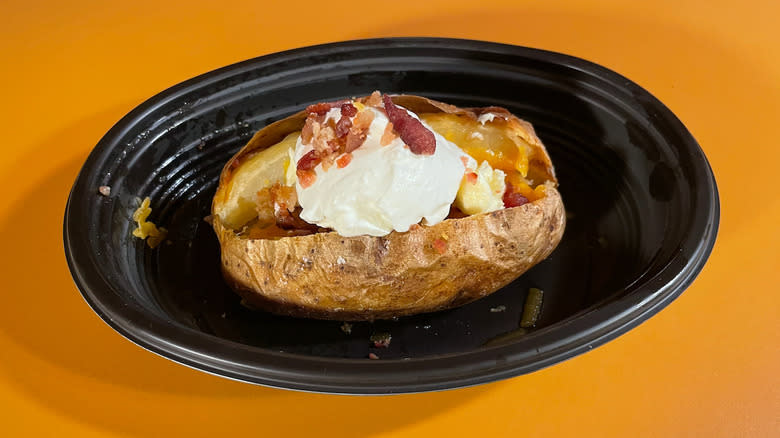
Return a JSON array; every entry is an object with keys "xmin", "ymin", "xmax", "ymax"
[{"xmin": 64, "ymin": 38, "xmax": 718, "ymax": 394}]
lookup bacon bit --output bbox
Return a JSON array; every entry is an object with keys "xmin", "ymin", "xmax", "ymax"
[
  {"xmin": 460, "ymin": 156, "xmax": 470, "ymax": 167},
  {"xmin": 306, "ymin": 99, "xmax": 349, "ymax": 115},
  {"xmin": 370, "ymin": 332, "xmax": 392, "ymax": 348},
  {"xmin": 368, "ymin": 353, "xmax": 380, "ymax": 360},
  {"xmin": 364, "ymin": 91, "xmax": 382, "ymax": 107},
  {"xmin": 270, "ymin": 183, "xmax": 297, "ymax": 213},
  {"xmin": 380, "ymin": 122, "xmax": 397, "ymax": 146},
  {"xmin": 311, "ymin": 112, "xmax": 326, "ymax": 124},
  {"xmin": 257, "ymin": 183, "xmax": 317, "ymax": 231},
  {"xmin": 465, "ymin": 171, "xmax": 478, "ymax": 184},
  {"xmin": 311, "ymin": 126, "xmax": 336, "ymax": 156},
  {"xmin": 276, "ymin": 206, "xmax": 317, "ymax": 230},
  {"xmin": 300, "ymin": 99, "xmax": 372, "ymax": 167},
  {"xmin": 255, "ymin": 187, "xmax": 275, "ymax": 224},
  {"xmin": 345, "ymin": 131, "xmax": 366, "ymax": 153},
  {"xmin": 433, "ymin": 238, "xmax": 448, "ymax": 254},
  {"xmin": 340, "ymin": 103, "xmax": 357, "ymax": 117},
  {"xmin": 271, "ymin": 183, "xmax": 314, "ymax": 229},
  {"xmin": 503, "ymin": 193, "xmax": 528, "ymax": 207},
  {"xmin": 382, "ymin": 94, "xmax": 435, "ymax": 155},
  {"xmin": 306, "ymin": 102, "xmax": 333, "ymax": 115},
  {"xmin": 335, "ymin": 115, "xmax": 352, "ymax": 138},
  {"xmin": 344, "ymin": 110, "xmax": 375, "ymax": 152},
  {"xmin": 503, "ymin": 184, "xmax": 529, "ymax": 208},
  {"xmin": 297, "ymin": 149, "xmax": 321, "ymax": 171},
  {"xmin": 336, "ymin": 153, "xmax": 353, "ymax": 168},
  {"xmin": 353, "ymin": 109, "xmax": 375, "ymax": 130},
  {"xmin": 301, "ymin": 117, "xmax": 316, "ymax": 144},
  {"xmin": 321, "ymin": 152, "xmax": 338, "ymax": 172},
  {"xmin": 297, "ymin": 169, "xmax": 317, "ymax": 189}
]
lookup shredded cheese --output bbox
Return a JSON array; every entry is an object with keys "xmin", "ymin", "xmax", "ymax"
[{"xmin": 132, "ymin": 197, "xmax": 168, "ymax": 248}]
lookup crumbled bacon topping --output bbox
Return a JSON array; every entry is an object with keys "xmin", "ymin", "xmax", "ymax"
[
  {"xmin": 345, "ymin": 110, "xmax": 374, "ymax": 153},
  {"xmin": 300, "ymin": 112, "xmax": 327, "ymax": 147},
  {"xmin": 270, "ymin": 184, "xmax": 307, "ymax": 229},
  {"xmin": 255, "ymin": 187, "xmax": 275, "ymax": 224},
  {"xmin": 380, "ymin": 122, "xmax": 397, "ymax": 146},
  {"xmin": 256, "ymin": 183, "xmax": 317, "ymax": 230},
  {"xmin": 370, "ymin": 332, "xmax": 392, "ymax": 348},
  {"xmin": 297, "ymin": 150, "xmax": 321, "ymax": 171},
  {"xmin": 352, "ymin": 109, "xmax": 375, "ymax": 131},
  {"xmin": 301, "ymin": 117, "xmax": 316, "ymax": 144},
  {"xmin": 335, "ymin": 115, "xmax": 352, "ymax": 138},
  {"xmin": 275, "ymin": 206, "xmax": 316, "ymax": 230},
  {"xmin": 340, "ymin": 103, "xmax": 357, "ymax": 117},
  {"xmin": 364, "ymin": 91, "xmax": 382, "ymax": 107},
  {"xmin": 336, "ymin": 153, "xmax": 353, "ymax": 168},
  {"xmin": 305, "ymin": 102, "xmax": 332, "ymax": 116},
  {"xmin": 321, "ymin": 153, "xmax": 335, "ymax": 172},
  {"xmin": 297, "ymin": 169, "xmax": 316, "ymax": 188},
  {"xmin": 306, "ymin": 99, "xmax": 349, "ymax": 116},
  {"xmin": 270, "ymin": 183, "xmax": 297, "ymax": 213},
  {"xmin": 465, "ymin": 171, "xmax": 478, "ymax": 184},
  {"xmin": 297, "ymin": 98, "xmax": 377, "ymax": 181},
  {"xmin": 344, "ymin": 132, "xmax": 364, "ymax": 153},
  {"xmin": 311, "ymin": 125, "xmax": 336, "ymax": 156},
  {"xmin": 382, "ymin": 94, "xmax": 436, "ymax": 155},
  {"xmin": 460, "ymin": 156, "xmax": 470, "ymax": 167},
  {"xmin": 503, "ymin": 183, "xmax": 529, "ymax": 208}
]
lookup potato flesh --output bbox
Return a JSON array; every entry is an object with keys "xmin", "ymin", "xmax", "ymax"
[
  {"xmin": 454, "ymin": 161, "xmax": 506, "ymax": 215},
  {"xmin": 216, "ymin": 132, "xmax": 298, "ymax": 229}
]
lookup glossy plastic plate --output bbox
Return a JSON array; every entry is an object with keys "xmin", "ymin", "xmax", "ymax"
[{"xmin": 64, "ymin": 38, "xmax": 719, "ymax": 394}]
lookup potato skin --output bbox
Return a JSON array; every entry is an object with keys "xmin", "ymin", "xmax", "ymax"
[
  {"xmin": 212, "ymin": 94, "xmax": 565, "ymax": 320},
  {"xmin": 214, "ymin": 185, "xmax": 564, "ymax": 320}
]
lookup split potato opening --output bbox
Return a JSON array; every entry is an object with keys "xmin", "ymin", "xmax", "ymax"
[{"xmin": 211, "ymin": 94, "xmax": 565, "ymax": 320}]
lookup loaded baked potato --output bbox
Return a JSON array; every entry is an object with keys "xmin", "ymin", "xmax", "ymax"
[{"xmin": 212, "ymin": 92, "xmax": 565, "ymax": 320}]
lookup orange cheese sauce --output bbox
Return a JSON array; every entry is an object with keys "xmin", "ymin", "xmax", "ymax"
[
  {"xmin": 421, "ymin": 112, "xmax": 546, "ymax": 202},
  {"xmin": 420, "ymin": 113, "xmax": 531, "ymax": 177}
]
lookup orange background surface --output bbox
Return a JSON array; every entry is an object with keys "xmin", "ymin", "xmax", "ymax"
[{"xmin": 1, "ymin": 0, "xmax": 778, "ymax": 436}]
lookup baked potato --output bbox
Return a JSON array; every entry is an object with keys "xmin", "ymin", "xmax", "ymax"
[{"xmin": 212, "ymin": 92, "xmax": 565, "ymax": 320}]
